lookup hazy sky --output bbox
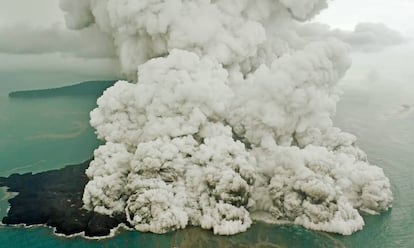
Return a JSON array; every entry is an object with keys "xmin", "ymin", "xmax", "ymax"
[
  {"xmin": 0, "ymin": 0, "xmax": 412, "ymax": 32},
  {"xmin": 317, "ymin": 0, "xmax": 414, "ymax": 34},
  {"xmin": 0, "ymin": 0, "xmax": 412, "ymax": 86},
  {"xmin": 0, "ymin": 0, "xmax": 63, "ymax": 26}
]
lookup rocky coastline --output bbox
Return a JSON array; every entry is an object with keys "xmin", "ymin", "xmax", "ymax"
[{"xmin": 0, "ymin": 159, "xmax": 128, "ymax": 237}]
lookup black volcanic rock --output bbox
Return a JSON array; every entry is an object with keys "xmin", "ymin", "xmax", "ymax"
[{"xmin": 0, "ymin": 159, "xmax": 127, "ymax": 237}]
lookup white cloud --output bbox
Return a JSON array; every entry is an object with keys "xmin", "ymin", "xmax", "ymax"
[
  {"xmin": 0, "ymin": 24, "xmax": 115, "ymax": 58},
  {"xmin": 339, "ymin": 23, "xmax": 404, "ymax": 52},
  {"xmin": 0, "ymin": 0, "xmax": 405, "ymax": 237},
  {"xmin": 63, "ymin": 0, "xmax": 393, "ymax": 236},
  {"xmin": 0, "ymin": 0, "xmax": 117, "ymax": 76},
  {"xmin": 298, "ymin": 22, "xmax": 404, "ymax": 52}
]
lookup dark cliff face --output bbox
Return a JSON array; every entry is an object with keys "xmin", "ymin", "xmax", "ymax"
[{"xmin": 0, "ymin": 159, "xmax": 127, "ymax": 237}]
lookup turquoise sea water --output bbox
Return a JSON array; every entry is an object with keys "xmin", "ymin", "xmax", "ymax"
[{"xmin": 0, "ymin": 78, "xmax": 412, "ymax": 247}]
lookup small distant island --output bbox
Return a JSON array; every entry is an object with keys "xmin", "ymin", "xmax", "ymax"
[
  {"xmin": 8, "ymin": 80, "xmax": 116, "ymax": 98},
  {"xmin": 0, "ymin": 159, "xmax": 128, "ymax": 237}
]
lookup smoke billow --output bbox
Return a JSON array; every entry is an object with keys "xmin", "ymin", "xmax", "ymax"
[{"xmin": 60, "ymin": 0, "xmax": 393, "ymax": 235}]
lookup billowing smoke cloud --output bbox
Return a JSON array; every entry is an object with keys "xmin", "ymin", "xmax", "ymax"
[{"xmin": 60, "ymin": 0, "xmax": 393, "ymax": 236}]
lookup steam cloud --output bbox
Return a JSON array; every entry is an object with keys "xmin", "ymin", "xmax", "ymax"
[{"xmin": 60, "ymin": 0, "xmax": 393, "ymax": 235}]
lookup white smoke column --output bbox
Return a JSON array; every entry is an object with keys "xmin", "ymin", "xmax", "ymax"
[{"xmin": 60, "ymin": 0, "xmax": 393, "ymax": 235}]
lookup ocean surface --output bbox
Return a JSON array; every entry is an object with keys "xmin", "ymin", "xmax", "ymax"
[{"xmin": 0, "ymin": 78, "xmax": 412, "ymax": 248}]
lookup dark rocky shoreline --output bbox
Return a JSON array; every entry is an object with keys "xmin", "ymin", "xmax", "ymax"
[
  {"xmin": 0, "ymin": 160, "xmax": 355, "ymax": 247},
  {"xmin": 0, "ymin": 159, "xmax": 128, "ymax": 237}
]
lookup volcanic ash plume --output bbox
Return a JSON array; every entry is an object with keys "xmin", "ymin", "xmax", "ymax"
[{"xmin": 60, "ymin": 0, "xmax": 393, "ymax": 235}]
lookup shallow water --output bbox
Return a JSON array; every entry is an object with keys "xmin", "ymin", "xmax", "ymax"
[{"xmin": 0, "ymin": 80, "xmax": 412, "ymax": 248}]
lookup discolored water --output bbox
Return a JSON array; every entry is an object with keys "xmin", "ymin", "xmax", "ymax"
[{"xmin": 0, "ymin": 78, "xmax": 412, "ymax": 247}]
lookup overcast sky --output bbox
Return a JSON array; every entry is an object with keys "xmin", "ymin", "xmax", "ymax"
[
  {"xmin": 0, "ymin": 0, "xmax": 412, "ymax": 88},
  {"xmin": 1, "ymin": 0, "xmax": 413, "ymax": 32},
  {"xmin": 0, "ymin": 0, "xmax": 63, "ymax": 27},
  {"xmin": 317, "ymin": 0, "xmax": 414, "ymax": 34}
]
